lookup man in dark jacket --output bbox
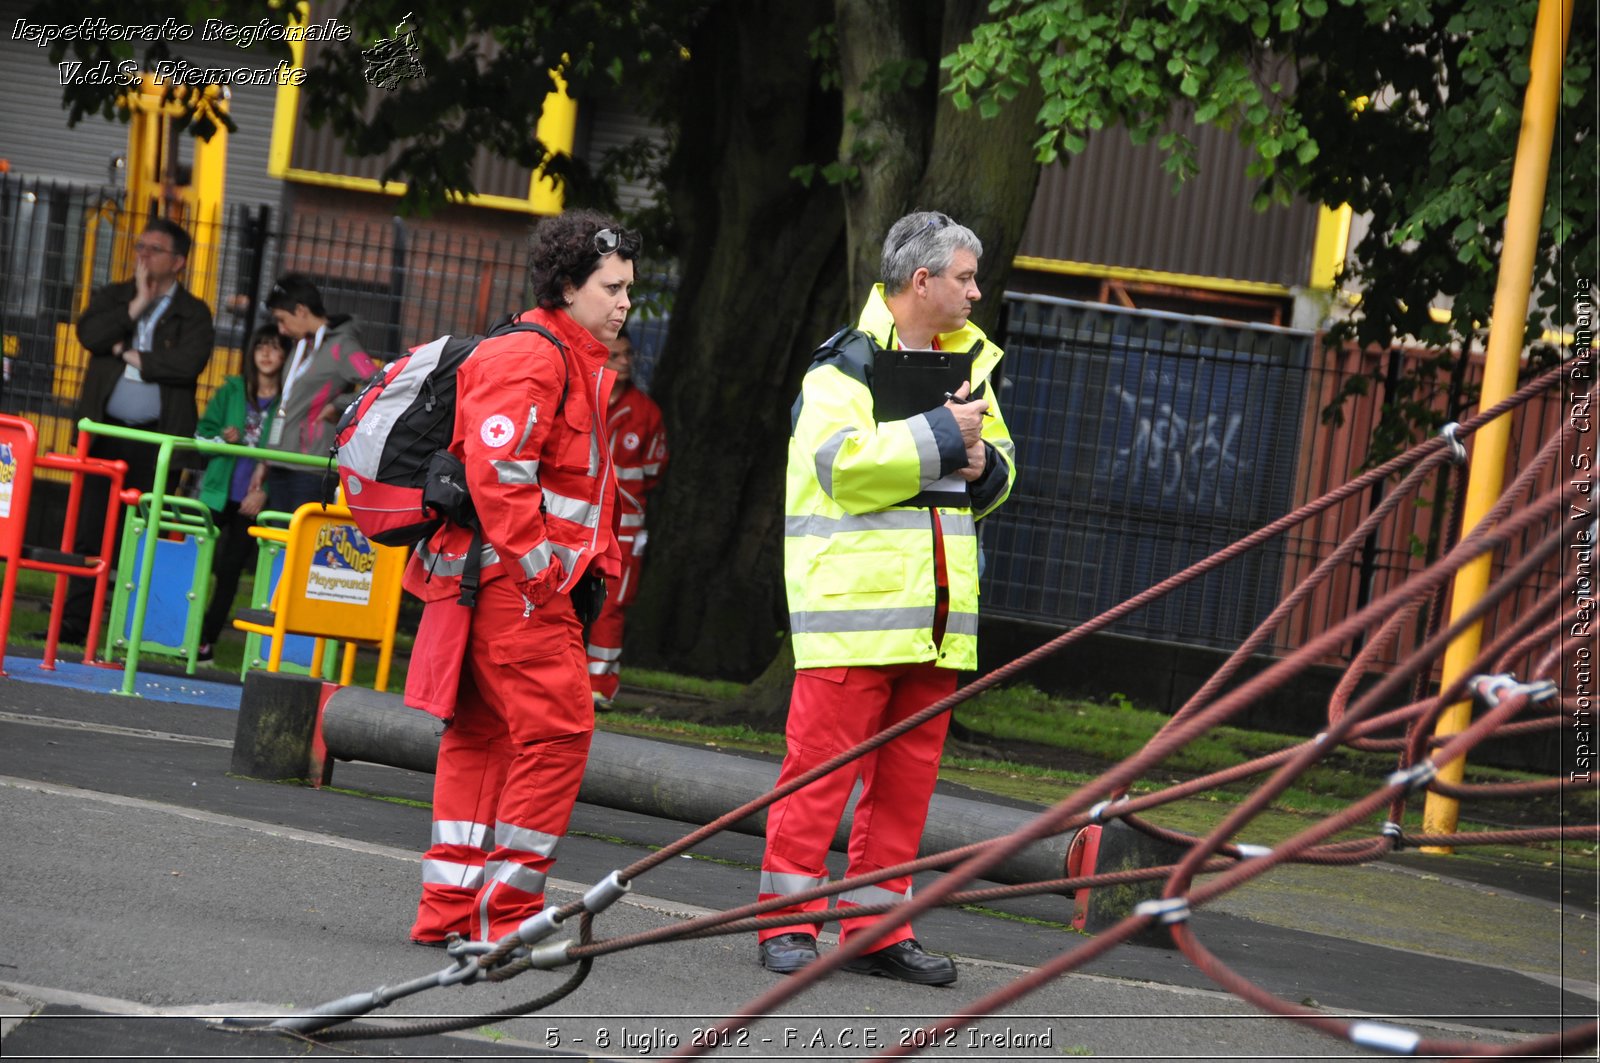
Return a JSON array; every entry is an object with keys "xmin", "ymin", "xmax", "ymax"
[{"xmin": 62, "ymin": 217, "xmax": 215, "ymax": 643}]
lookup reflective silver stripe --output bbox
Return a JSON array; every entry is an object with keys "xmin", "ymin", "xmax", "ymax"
[
  {"xmin": 484, "ymin": 859, "xmax": 548, "ymax": 896},
  {"xmin": 492, "ymin": 458, "xmax": 540, "ymax": 485},
  {"xmin": 906, "ymin": 413, "xmax": 943, "ymax": 482},
  {"xmin": 588, "ymin": 431, "xmax": 601, "ymax": 476},
  {"xmin": 543, "ymin": 488, "xmax": 601, "ymax": 528},
  {"xmin": 784, "ymin": 511, "xmax": 929, "ymax": 538},
  {"xmin": 588, "ymin": 660, "xmax": 618, "ymax": 676},
  {"xmin": 945, "ymin": 610, "xmax": 979, "ymax": 637},
  {"xmin": 813, "ymin": 427, "xmax": 854, "ymax": 497},
  {"xmin": 416, "ymin": 541, "xmax": 500, "ymax": 578},
  {"xmin": 922, "ymin": 471, "xmax": 966, "ymax": 494},
  {"xmin": 514, "ymin": 541, "xmax": 554, "ymax": 580},
  {"xmin": 432, "ymin": 819, "xmax": 491, "ymax": 850},
  {"xmin": 790, "ymin": 607, "xmax": 931, "ymax": 634},
  {"xmin": 616, "ymin": 466, "xmax": 646, "ymax": 481},
  {"xmin": 496, "ymin": 821, "xmax": 561, "ymax": 858},
  {"xmin": 641, "ymin": 461, "xmax": 662, "ymax": 476},
  {"xmin": 838, "ymin": 883, "xmax": 912, "ymax": 907},
  {"xmin": 994, "ymin": 436, "xmax": 1015, "ymax": 463},
  {"xmin": 619, "ymin": 512, "xmax": 645, "ymax": 528},
  {"xmin": 939, "ymin": 512, "xmax": 976, "ymax": 538},
  {"xmin": 760, "ymin": 870, "xmax": 828, "ymax": 896},
  {"xmin": 586, "ymin": 643, "xmax": 622, "ymax": 661},
  {"xmin": 551, "ymin": 541, "xmax": 581, "ymax": 575},
  {"xmin": 422, "ymin": 858, "xmax": 484, "ymax": 890}
]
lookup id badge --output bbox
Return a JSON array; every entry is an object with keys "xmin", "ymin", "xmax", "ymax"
[{"xmin": 267, "ymin": 418, "xmax": 285, "ymax": 446}]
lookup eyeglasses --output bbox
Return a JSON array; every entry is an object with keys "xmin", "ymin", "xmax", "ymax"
[
  {"xmin": 593, "ymin": 227, "xmax": 638, "ymax": 258},
  {"xmin": 887, "ymin": 213, "xmax": 951, "ymax": 256},
  {"xmin": 133, "ymin": 240, "xmax": 176, "ymax": 256}
]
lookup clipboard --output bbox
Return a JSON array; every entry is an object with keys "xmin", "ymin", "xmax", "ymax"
[{"xmin": 870, "ymin": 348, "xmax": 973, "ymax": 422}]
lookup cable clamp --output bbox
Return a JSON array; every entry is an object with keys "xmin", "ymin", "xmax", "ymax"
[
  {"xmin": 582, "ymin": 870, "xmax": 631, "ymax": 914},
  {"xmin": 1469, "ymin": 673, "xmax": 1519, "ymax": 708},
  {"xmin": 1385, "ymin": 761, "xmax": 1437, "ymax": 793},
  {"xmin": 1087, "ymin": 800, "xmax": 1115, "ymax": 825},
  {"xmin": 1470, "ymin": 674, "xmax": 1559, "ymax": 709},
  {"xmin": 520, "ymin": 940, "xmax": 575, "ymax": 970},
  {"xmin": 1437, "ymin": 422, "xmax": 1466, "ymax": 465},
  {"xmin": 1349, "ymin": 1020, "xmax": 1421, "ymax": 1055},
  {"xmin": 1233, "ymin": 844, "xmax": 1273, "ymax": 859},
  {"xmin": 1133, "ymin": 898, "xmax": 1191, "ymax": 925},
  {"xmin": 513, "ymin": 907, "xmax": 565, "ymax": 947},
  {"xmin": 1380, "ymin": 820, "xmax": 1404, "ymax": 850}
]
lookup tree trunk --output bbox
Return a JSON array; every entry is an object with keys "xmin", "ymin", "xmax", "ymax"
[
  {"xmin": 630, "ymin": 0, "xmax": 1045, "ymax": 702},
  {"xmin": 627, "ymin": 0, "xmax": 849, "ymax": 681}
]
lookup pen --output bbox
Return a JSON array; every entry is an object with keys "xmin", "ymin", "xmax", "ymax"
[{"xmin": 944, "ymin": 390, "xmax": 993, "ymax": 415}]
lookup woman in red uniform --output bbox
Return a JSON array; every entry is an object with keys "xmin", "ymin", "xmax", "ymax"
[{"xmin": 405, "ymin": 211, "xmax": 640, "ymax": 945}]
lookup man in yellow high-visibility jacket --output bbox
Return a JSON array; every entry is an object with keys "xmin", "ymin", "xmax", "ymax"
[{"xmin": 757, "ymin": 211, "xmax": 1017, "ymax": 985}]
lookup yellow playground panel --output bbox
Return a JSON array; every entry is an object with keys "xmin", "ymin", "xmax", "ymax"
[{"xmin": 234, "ymin": 502, "xmax": 406, "ymax": 692}]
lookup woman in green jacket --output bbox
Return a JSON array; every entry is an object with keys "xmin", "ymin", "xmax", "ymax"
[{"xmin": 194, "ymin": 325, "xmax": 286, "ymax": 660}]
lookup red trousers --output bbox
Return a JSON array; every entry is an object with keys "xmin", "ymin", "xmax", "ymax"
[
  {"xmin": 585, "ymin": 535, "xmax": 643, "ymax": 700},
  {"xmin": 758, "ymin": 662, "xmax": 955, "ymax": 949},
  {"xmin": 410, "ymin": 579, "xmax": 594, "ymax": 943}
]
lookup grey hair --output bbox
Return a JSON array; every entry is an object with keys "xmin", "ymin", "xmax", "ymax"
[{"xmin": 880, "ymin": 211, "xmax": 983, "ymax": 295}]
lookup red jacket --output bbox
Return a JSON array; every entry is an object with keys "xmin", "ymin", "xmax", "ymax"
[
  {"xmin": 607, "ymin": 383, "xmax": 667, "ymax": 530},
  {"xmin": 403, "ymin": 307, "xmax": 620, "ymax": 607}
]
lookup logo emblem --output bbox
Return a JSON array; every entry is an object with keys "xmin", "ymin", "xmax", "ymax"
[
  {"xmin": 481, "ymin": 414, "xmax": 515, "ymax": 448},
  {"xmin": 623, "ymin": 431, "xmax": 641, "ymax": 452}
]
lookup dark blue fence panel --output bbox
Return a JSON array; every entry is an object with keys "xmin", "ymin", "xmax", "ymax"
[{"xmin": 985, "ymin": 295, "xmax": 1313, "ymax": 650}]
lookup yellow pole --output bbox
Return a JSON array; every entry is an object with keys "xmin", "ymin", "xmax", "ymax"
[{"xmin": 1421, "ymin": 0, "xmax": 1574, "ymax": 847}]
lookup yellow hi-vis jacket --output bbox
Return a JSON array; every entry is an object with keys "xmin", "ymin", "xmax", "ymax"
[{"xmin": 784, "ymin": 285, "xmax": 1018, "ymax": 671}]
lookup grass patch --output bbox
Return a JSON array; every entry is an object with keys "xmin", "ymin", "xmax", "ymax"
[{"xmin": 621, "ymin": 667, "xmax": 747, "ymax": 702}]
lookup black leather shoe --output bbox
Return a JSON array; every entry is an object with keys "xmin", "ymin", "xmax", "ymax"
[
  {"xmin": 758, "ymin": 932, "xmax": 819, "ymax": 974},
  {"xmin": 842, "ymin": 939, "xmax": 956, "ymax": 986}
]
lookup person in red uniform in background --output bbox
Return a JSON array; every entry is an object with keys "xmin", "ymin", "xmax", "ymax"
[
  {"xmin": 404, "ymin": 211, "xmax": 640, "ymax": 946},
  {"xmin": 586, "ymin": 329, "xmax": 668, "ymax": 707}
]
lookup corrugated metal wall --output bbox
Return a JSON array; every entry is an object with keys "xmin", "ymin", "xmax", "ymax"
[
  {"xmin": 0, "ymin": 0, "xmax": 281, "ymax": 212},
  {"xmin": 289, "ymin": 39, "xmax": 537, "ymax": 201},
  {"xmin": 1018, "ymin": 118, "xmax": 1322, "ymax": 288}
]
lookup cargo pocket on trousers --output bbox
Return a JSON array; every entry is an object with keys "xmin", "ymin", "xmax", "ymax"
[{"xmin": 484, "ymin": 631, "xmax": 592, "ymax": 741}]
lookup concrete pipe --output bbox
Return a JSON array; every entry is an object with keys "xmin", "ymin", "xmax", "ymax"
[{"xmin": 318, "ymin": 686, "xmax": 1072, "ymax": 888}]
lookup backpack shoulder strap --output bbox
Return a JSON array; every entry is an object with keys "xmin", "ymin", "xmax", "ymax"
[{"xmin": 487, "ymin": 319, "xmax": 570, "ymax": 414}]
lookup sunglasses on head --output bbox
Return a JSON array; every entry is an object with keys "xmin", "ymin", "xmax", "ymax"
[
  {"xmin": 593, "ymin": 227, "xmax": 638, "ymax": 258},
  {"xmin": 889, "ymin": 213, "xmax": 951, "ymax": 256}
]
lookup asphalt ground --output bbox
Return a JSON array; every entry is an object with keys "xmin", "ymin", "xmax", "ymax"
[{"xmin": 0, "ymin": 661, "xmax": 1596, "ymax": 1061}]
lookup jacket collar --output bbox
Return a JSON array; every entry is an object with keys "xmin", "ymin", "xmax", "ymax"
[
  {"xmin": 855, "ymin": 283, "xmax": 993, "ymax": 367},
  {"xmin": 521, "ymin": 305, "xmax": 610, "ymax": 365}
]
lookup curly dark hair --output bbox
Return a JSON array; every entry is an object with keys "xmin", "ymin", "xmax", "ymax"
[{"xmin": 526, "ymin": 209, "xmax": 641, "ymax": 310}]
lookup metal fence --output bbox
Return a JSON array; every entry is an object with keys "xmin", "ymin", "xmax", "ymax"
[
  {"xmin": 0, "ymin": 175, "xmax": 1567, "ymax": 669},
  {"xmin": 987, "ymin": 293, "xmax": 1569, "ymax": 668},
  {"xmin": 0, "ymin": 176, "xmax": 670, "ymax": 454},
  {"xmin": 986, "ymin": 295, "xmax": 1310, "ymax": 649}
]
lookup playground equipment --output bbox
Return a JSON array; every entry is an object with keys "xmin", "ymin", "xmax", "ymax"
[
  {"xmin": 0, "ymin": 415, "xmax": 130, "ymax": 676},
  {"xmin": 232, "ymin": 501, "xmax": 406, "ymax": 692},
  {"xmin": 71, "ymin": 419, "xmax": 328, "ymax": 696},
  {"xmin": 106, "ymin": 494, "xmax": 217, "ymax": 675}
]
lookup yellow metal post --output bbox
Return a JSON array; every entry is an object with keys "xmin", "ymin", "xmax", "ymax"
[{"xmin": 1421, "ymin": 0, "xmax": 1574, "ymax": 846}]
